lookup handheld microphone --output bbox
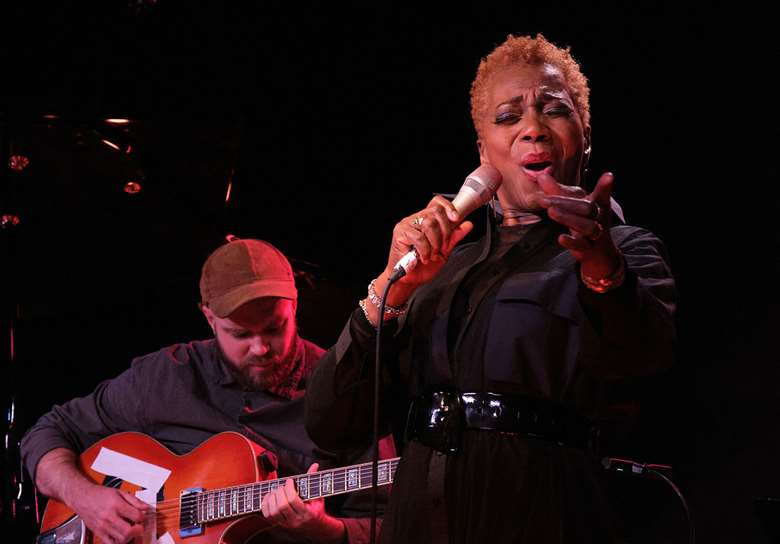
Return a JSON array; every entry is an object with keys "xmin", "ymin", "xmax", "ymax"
[{"xmin": 390, "ymin": 164, "xmax": 502, "ymax": 281}]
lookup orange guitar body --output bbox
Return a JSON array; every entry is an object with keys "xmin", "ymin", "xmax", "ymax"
[{"xmin": 38, "ymin": 431, "xmax": 277, "ymax": 544}]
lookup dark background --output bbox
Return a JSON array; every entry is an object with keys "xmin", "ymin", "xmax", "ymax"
[{"xmin": 1, "ymin": 2, "xmax": 777, "ymax": 542}]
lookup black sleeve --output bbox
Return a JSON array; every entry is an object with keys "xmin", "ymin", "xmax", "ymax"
[
  {"xmin": 578, "ymin": 226, "xmax": 677, "ymax": 378},
  {"xmin": 305, "ymin": 308, "xmax": 401, "ymax": 453},
  {"xmin": 20, "ymin": 359, "xmax": 149, "ymax": 483}
]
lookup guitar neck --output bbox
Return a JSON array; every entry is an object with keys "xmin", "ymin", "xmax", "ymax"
[{"xmin": 195, "ymin": 457, "xmax": 400, "ymax": 524}]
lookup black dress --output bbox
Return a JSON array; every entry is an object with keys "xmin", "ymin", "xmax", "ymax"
[{"xmin": 306, "ymin": 217, "xmax": 676, "ymax": 543}]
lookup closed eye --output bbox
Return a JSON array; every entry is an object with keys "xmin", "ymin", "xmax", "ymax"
[
  {"xmin": 495, "ymin": 112, "xmax": 520, "ymax": 124},
  {"xmin": 544, "ymin": 107, "xmax": 571, "ymax": 117}
]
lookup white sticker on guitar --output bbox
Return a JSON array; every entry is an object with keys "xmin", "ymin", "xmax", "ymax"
[
  {"xmin": 91, "ymin": 447, "xmax": 173, "ymax": 544},
  {"xmin": 91, "ymin": 447, "xmax": 172, "ymax": 492}
]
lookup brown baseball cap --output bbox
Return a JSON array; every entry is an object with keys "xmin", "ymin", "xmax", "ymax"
[{"xmin": 199, "ymin": 239, "xmax": 297, "ymax": 318}]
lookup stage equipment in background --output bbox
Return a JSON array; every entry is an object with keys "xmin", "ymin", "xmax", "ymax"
[{"xmin": 602, "ymin": 456, "xmax": 695, "ymax": 544}]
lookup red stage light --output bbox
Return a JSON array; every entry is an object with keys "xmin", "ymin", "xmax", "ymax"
[
  {"xmin": 1, "ymin": 215, "xmax": 21, "ymax": 228},
  {"xmin": 123, "ymin": 181, "xmax": 142, "ymax": 194},
  {"xmin": 8, "ymin": 155, "xmax": 30, "ymax": 171}
]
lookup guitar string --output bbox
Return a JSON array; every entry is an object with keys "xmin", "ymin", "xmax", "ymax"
[
  {"xmin": 145, "ymin": 478, "xmax": 399, "ymax": 525},
  {"xmin": 132, "ymin": 461, "xmax": 400, "ymax": 518},
  {"xmin": 139, "ymin": 464, "xmax": 401, "ymax": 523},
  {"xmin": 142, "ymin": 459, "xmax": 400, "ymax": 511},
  {"xmin": 143, "ymin": 468, "xmax": 400, "ymax": 517}
]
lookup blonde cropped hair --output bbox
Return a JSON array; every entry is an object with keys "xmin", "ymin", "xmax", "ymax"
[{"xmin": 470, "ymin": 34, "xmax": 590, "ymax": 136}]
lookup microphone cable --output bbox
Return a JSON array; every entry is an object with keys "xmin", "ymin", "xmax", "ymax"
[
  {"xmin": 602, "ymin": 457, "xmax": 695, "ymax": 544},
  {"xmin": 369, "ymin": 272, "xmax": 401, "ymax": 544}
]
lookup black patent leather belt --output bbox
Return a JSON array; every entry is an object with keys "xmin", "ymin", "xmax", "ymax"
[{"xmin": 406, "ymin": 388, "xmax": 596, "ymax": 454}]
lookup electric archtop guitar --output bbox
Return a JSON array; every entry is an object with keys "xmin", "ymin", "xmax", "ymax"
[{"xmin": 37, "ymin": 431, "xmax": 399, "ymax": 544}]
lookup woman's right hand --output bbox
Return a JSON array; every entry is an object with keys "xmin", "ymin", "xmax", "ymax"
[
  {"xmin": 362, "ymin": 196, "xmax": 473, "ymax": 325},
  {"xmin": 362, "ymin": 195, "xmax": 473, "ymax": 325},
  {"xmin": 385, "ymin": 195, "xmax": 473, "ymax": 287}
]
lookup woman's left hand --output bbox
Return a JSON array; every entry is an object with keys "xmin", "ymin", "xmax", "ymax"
[{"xmin": 537, "ymin": 171, "xmax": 622, "ymax": 279}]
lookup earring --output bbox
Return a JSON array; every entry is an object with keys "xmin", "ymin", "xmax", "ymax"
[{"xmin": 581, "ymin": 146, "xmax": 591, "ymax": 184}]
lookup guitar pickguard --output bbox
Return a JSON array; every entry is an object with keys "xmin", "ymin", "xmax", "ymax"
[{"xmin": 36, "ymin": 515, "xmax": 86, "ymax": 544}]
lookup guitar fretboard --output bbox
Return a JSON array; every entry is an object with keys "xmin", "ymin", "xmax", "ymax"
[{"xmin": 190, "ymin": 457, "xmax": 400, "ymax": 524}]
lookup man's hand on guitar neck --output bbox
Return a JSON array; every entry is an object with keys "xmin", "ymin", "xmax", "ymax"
[
  {"xmin": 262, "ymin": 462, "xmax": 346, "ymax": 543},
  {"xmin": 36, "ymin": 447, "xmax": 151, "ymax": 544}
]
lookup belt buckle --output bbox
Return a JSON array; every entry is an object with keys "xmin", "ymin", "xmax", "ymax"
[
  {"xmin": 461, "ymin": 392, "xmax": 512, "ymax": 432},
  {"xmin": 406, "ymin": 388, "xmax": 463, "ymax": 454}
]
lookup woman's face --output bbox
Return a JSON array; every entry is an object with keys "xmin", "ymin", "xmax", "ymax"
[{"xmin": 478, "ymin": 62, "xmax": 588, "ymax": 213}]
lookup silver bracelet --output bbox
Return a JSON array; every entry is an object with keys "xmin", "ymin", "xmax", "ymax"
[
  {"xmin": 358, "ymin": 298, "xmax": 378, "ymax": 326},
  {"xmin": 367, "ymin": 279, "xmax": 408, "ymax": 316},
  {"xmin": 580, "ymin": 257, "xmax": 626, "ymax": 294}
]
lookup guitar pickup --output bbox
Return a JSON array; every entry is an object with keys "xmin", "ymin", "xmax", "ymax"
[{"xmin": 179, "ymin": 487, "xmax": 205, "ymax": 538}]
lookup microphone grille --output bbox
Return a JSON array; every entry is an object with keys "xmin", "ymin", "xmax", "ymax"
[{"xmin": 464, "ymin": 164, "xmax": 503, "ymax": 204}]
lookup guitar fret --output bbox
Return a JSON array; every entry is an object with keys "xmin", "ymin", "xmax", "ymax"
[
  {"xmin": 260, "ymin": 482, "xmax": 268, "ymax": 509},
  {"xmin": 321, "ymin": 471, "xmax": 333, "ymax": 495},
  {"xmin": 312, "ymin": 473, "xmax": 321, "ymax": 498},
  {"xmin": 346, "ymin": 467, "xmax": 359, "ymax": 490},
  {"xmin": 298, "ymin": 476, "xmax": 309, "ymax": 499}
]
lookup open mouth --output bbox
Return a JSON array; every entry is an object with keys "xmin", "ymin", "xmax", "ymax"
[
  {"xmin": 523, "ymin": 161, "xmax": 552, "ymax": 172},
  {"xmin": 520, "ymin": 152, "xmax": 555, "ymax": 178},
  {"xmin": 520, "ymin": 161, "xmax": 554, "ymax": 178}
]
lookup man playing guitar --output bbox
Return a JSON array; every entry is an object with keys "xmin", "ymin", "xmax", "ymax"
[{"xmin": 21, "ymin": 238, "xmax": 394, "ymax": 544}]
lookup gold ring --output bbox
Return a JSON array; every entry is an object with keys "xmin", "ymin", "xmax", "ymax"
[{"xmin": 588, "ymin": 221, "xmax": 604, "ymax": 241}]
